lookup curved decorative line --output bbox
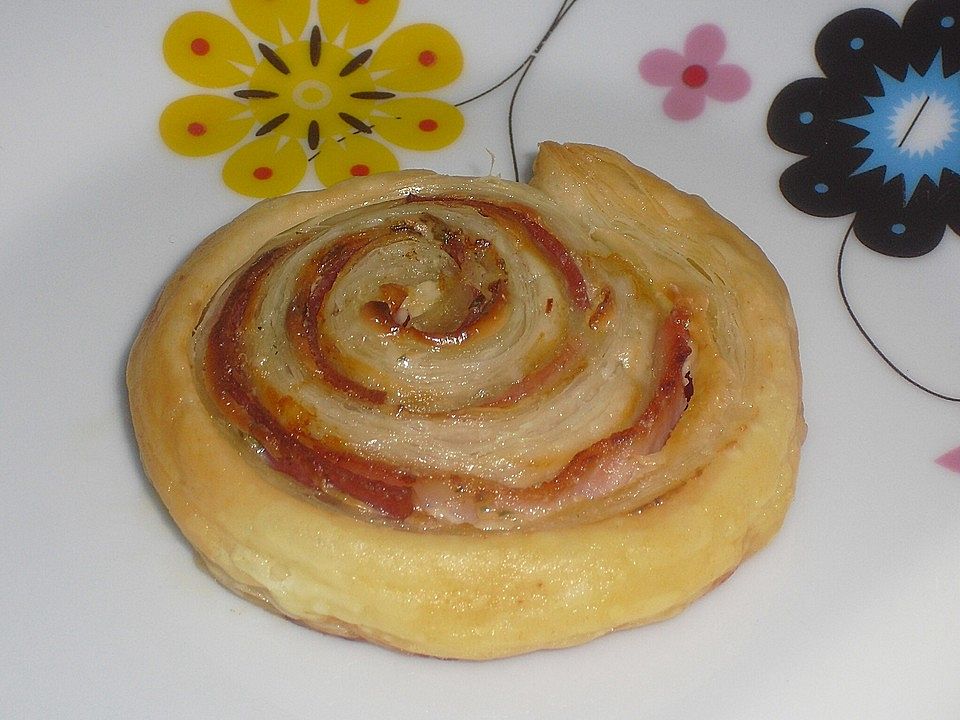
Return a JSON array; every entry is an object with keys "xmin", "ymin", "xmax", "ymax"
[
  {"xmin": 456, "ymin": 0, "xmax": 581, "ymax": 179},
  {"xmin": 505, "ymin": 52, "xmax": 538, "ymax": 180},
  {"xmin": 837, "ymin": 222, "xmax": 960, "ymax": 402},
  {"xmin": 456, "ymin": 0, "xmax": 579, "ymax": 108},
  {"xmin": 454, "ymin": 61, "xmax": 526, "ymax": 108}
]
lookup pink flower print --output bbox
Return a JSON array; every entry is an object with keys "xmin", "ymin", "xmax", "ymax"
[
  {"xmin": 639, "ymin": 24, "xmax": 751, "ymax": 121},
  {"xmin": 936, "ymin": 447, "xmax": 960, "ymax": 473}
]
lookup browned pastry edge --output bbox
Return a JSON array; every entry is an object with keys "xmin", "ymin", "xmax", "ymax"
[{"xmin": 127, "ymin": 142, "xmax": 804, "ymax": 659}]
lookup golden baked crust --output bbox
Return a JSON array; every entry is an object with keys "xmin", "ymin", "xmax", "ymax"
[{"xmin": 127, "ymin": 142, "xmax": 804, "ymax": 659}]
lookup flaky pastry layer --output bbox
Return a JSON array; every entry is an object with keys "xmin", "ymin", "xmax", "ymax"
[{"xmin": 127, "ymin": 143, "xmax": 804, "ymax": 659}]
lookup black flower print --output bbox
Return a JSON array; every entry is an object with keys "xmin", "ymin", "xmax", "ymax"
[{"xmin": 768, "ymin": 0, "xmax": 960, "ymax": 258}]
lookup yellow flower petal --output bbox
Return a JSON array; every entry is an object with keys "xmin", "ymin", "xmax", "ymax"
[
  {"xmin": 222, "ymin": 136, "xmax": 307, "ymax": 197},
  {"xmin": 318, "ymin": 0, "xmax": 399, "ymax": 49},
  {"xmin": 159, "ymin": 95, "xmax": 254, "ymax": 157},
  {"xmin": 313, "ymin": 135, "xmax": 398, "ymax": 187},
  {"xmin": 372, "ymin": 98, "xmax": 463, "ymax": 150},
  {"xmin": 229, "ymin": 0, "xmax": 310, "ymax": 45},
  {"xmin": 164, "ymin": 12, "xmax": 257, "ymax": 88},
  {"xmin": 369, "ymin": 24, "xmax": 462, "ymax": 92}
]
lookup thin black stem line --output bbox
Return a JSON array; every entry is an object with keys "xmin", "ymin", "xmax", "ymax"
[
  {"xmin": 552, "ymin": 0, "xmax": 580, "ymax": 37},
  {"xmin": 454, "ymin": 62, "xmax": 526, "ymax": 108},
  {"xmin": 898, "ymin": 95, "xmax": 931, "ymax": 148},
  {"xmin": 506, "ymin": 53, "xmax": 537, "ymax": 180},
  {"xmin": 837, "ymin": 221, "xmax": 960, "ymax": 401},
  {"xmin": 530, "ymin": 0, "xmax": 579, "ymax": 58},
  {"xmin": 454, "ymin": 0, "xmax": 581, "ymax": 179},
  {"xmin": 455, "ymin": 0, "xmax": 579, "ymax": 108}
]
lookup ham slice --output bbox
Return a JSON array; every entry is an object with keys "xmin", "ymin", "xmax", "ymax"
[
  {"xmin": 412, "ymin": 307, "xmax": 692, "ymax": 526},
  {"xmin": 201, "ymin": 193, "xmax": 693, "ymax": 527}
]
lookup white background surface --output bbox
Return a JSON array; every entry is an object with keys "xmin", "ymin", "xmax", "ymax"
[{"xmin": 2, "ymin": 1, "xmax": 959, "ymax": 717}]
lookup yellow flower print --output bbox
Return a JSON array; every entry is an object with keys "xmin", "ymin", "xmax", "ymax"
[{"xmin": 159, "ymin": 1, "xmax": 464, "ymax": 198}]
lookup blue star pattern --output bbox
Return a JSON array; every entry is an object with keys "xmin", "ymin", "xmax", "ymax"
[{"xmin": 843, "ymin": 52, "xmax": 960, "ymax": 202}]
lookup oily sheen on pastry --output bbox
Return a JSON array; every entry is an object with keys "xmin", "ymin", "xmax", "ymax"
[{"xmin": 127, "ymin": 142, "xmax": 804, "ymax": 659}]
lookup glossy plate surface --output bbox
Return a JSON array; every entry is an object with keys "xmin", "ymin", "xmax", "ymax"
[{"xmin": 2, "ymin": 0, "xmax": 959, "ymax": 717}]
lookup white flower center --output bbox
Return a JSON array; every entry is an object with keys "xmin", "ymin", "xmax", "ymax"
[
  {"xmin": 888, "ymin": 92, "xmax": 958, "ymax": 157},
  {"xmin": 293, "ymin": 80, "xmax": 333, "ymax": 110}
]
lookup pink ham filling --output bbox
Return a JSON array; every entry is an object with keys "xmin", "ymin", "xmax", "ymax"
[
  {"xmin": 204, "ymin": 195, "xmax": 693, "ymax": 525},
  {"xmin": 412, "ymin": 306, "xmax": 693, "ymax": 524}
]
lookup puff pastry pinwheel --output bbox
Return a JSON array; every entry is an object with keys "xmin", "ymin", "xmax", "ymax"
[{"xmin": 127, "ymin": 142, "xmax": 804, "ymax": 659}]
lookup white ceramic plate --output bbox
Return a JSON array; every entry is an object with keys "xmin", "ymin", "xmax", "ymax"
[{"xmin": 3, "ymin": 0, "xmax": 959, "ymax": 717}]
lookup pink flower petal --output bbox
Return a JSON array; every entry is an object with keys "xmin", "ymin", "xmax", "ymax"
[
  {"xmin": 663, "ymin": 86, "xmax": 706, "ymax": 121},
  {"xmin": 684, "ymin": 24, "xmax": 726, "ymax": 66},
  {"xmin": 936, "ymin": 446, "xmax": 960, "ymax": 473},
  {"xmin": 639, "ymin": 49, "xmax": 687, "ymax": 87},
  {"xmin": 705, "ymin": 63, "xmax": 751, "ymax": 101}
]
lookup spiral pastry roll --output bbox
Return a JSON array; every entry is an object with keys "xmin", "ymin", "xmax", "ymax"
[{"xmin": 128, "ymin": 143, "xmax": 804, "ymax": 659}]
